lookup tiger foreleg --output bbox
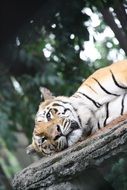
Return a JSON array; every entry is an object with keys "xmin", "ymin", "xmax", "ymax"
[
  {"xmin": 67, "ymin": 129, "xmax": 83, "ymax": 146},
  {"xmin": 56, "ymin": 129, "xmax": 83, "ymax": 150},
  {"xmin": 56, "ymin": 136, "xmax": 68, "ymax": 151}
]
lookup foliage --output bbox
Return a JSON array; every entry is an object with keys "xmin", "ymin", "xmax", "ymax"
[
  {"xmin": 0, "ymin": 138, "xmax": 21, "ymax": 178},
  {"xmin": 107, "ymin": 156, "xmax": 127, "ymax": 190}
]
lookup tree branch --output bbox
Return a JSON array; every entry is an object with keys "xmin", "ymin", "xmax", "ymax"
[
  {"xmin": 12, "ymin": 114, "xmax": 127, "ymax": 190},
  {"xmin": 114, "ymin": 1, "xmax": 127, "ymax": 33},
  {"xmin": 100, "ymin": 7, "xmax": 127, "ymax": 54}
]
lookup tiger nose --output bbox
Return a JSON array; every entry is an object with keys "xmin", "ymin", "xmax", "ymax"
[{"xmin": 53, "ymin": 125, "xmax": 62, "ymax": 140}]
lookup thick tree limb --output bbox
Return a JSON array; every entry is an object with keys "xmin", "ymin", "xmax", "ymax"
[{"xmin": 12, "ymin": 114, "xmax": 127, "ymax": 190}]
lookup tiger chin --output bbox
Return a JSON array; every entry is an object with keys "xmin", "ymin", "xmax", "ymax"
[{"xmin": 27, "ymin": 60, "xmax": 127, "ymax": 156}]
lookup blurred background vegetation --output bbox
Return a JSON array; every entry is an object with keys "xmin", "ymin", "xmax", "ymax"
[{"xmin": 0, "ymin": 0, "xmax": 127, "ymax": 189}]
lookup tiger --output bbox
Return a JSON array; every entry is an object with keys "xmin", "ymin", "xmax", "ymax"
[{"xmin": 27, "ymin": 60, "xmax": 127, "ymax": 156}]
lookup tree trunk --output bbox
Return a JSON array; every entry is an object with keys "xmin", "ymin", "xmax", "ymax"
[
  {"xmin": 113, "ymin": 0, "xmax": 127, "ymax": 34},
  {"xmin": 100, "ymin": 7, "xmax": 127, "ymax": 54},
  {"xmin": 12, "ymin": 114, "xmax": 127, "ymax": 190}
]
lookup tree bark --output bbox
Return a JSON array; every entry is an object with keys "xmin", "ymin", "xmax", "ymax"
[{"xmin": 12, "ymin": 114, "xmax": 127, "ymax": 190}]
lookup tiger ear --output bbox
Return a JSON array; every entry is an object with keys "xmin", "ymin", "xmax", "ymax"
[{"xmin": 40, "ymin": 87, "xmax": 54, "ymax": 100}]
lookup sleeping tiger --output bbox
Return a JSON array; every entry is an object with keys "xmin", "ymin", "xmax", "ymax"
[
  {"xmin": 27, "ymin": 111, "xmax": 68, "ymax": 155},
  {"xmin": 27, "ymin": 60, "xmax": 127, "ymax": 156}
]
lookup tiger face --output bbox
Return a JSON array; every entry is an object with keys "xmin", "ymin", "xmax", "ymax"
[
  {"xmin": 26, "ymin": 87, "xmax": 82, "ymax": 156},
  {"xmin": 34, "ymin": 113, "xmax": 68, "ymax": 153},
  {"xmin": 26, "ymin": 112, "xmax": 75, "ymax": 155}
]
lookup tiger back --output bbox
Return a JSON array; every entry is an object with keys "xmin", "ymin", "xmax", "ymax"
[{"xmin": 77, "ymin": 60, "xmax": 127, "ymax": 108}]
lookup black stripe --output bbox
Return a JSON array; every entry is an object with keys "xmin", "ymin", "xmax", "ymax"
[
  {"xmin": 52, "ymin": 103, "xmax": 65, "ymax": 108},
  {"xmin": 103, "ymin": 103, "xmax": 109, "ymax": 127},
  {"xmin": 53, "ymin": 101, "xmax": 82, "ymax": 127},
  {"xmin": 52, "ymin": 103, "xmax": 73, "ymax": 114},
  {"xmin": 98, "ymin": 121, "xmax": 101, "ymax": 129},
  {"xmin": 92, "ymin": 77, "xmax": 119, "ymax": 96},
  {"xmin": 78, "ymin": 115, "xmax": 82, "ymax": 127},
  {"xmin": 85, "ymin": 83, "xmax": 97, "ymax": 94},
  {"xmin": 110, "ymin": 70, "xmax": 127, "ymax": 89},
  {"xmin": 71, "ymin": 107, "xmax": 82, "ymax": 127},
  {"xmin": 53, "ymin": 108, "xmax": 58, "ymax": 113},
  {"xmin": 55, "ymin": 100, "xmax": 78, "ymax": 114},
  {"xmin": 52, "ymin": 103, "xmax": 72, "ymax": 114},
  {"xmin": 72, "ymin": 94, "xmax": 82, "ymax": 98},
  {"xmin": 121, "ymin": 94, "xmax": 126, "ymax": 115},
  {"xmin": 62, "ymin": 108, "xmax": 70, "ymax": 114},
  {"xmin": 77, "ymin": 92, "xmax": 101, "ymax": 108}
]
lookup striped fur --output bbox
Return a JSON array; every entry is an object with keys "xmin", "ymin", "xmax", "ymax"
[{"xmin": 28, "ymin": 60, "xmax": 127, "ymax": 155}]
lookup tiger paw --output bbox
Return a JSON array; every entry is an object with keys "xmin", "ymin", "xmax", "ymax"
[{"xmin": 56, "ymin": 136, "xmax": 68, "ymax": 151}]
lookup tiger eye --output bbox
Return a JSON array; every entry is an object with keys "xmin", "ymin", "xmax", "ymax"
[
  {"xmin": 41, "ymin": 136, "xmax": 47, "ymax": 143},
  {"xmin": 46, "ymin": 112, "xmax": 51, "ymax": 121}
]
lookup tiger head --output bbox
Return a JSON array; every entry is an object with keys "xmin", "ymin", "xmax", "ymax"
[
  {"xmin": 26, "ymin": 87, "xmax": 81, "ymax": 156},
  {"xmin": 26, "ymin": 111, "xmax": 72, "ymax": 155},
  {"xmin": 27, "ymin": 111, "xmax": 75, "ymax": 156}
]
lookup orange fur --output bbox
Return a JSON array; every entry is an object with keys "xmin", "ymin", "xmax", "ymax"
[
  {"xmin": 34, "ymin": 114, "xmax": 63, "ymax": 139},
  {"xmin": 81, "ymin": 60, "xmax": 127, "ymax": 88}
]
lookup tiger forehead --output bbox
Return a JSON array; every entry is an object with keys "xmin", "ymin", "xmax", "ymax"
[
  {"xmin": 39, "ymin": 99, "xmax": 54, "ymax": 108},
  {"xmin": 39, "ymin": 96, "xmax": 69, "ymax": 109}
]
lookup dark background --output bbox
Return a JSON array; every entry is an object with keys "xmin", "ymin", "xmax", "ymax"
[{"xmin": 0, "ymin": 0, "xmax": 44, "ymax": 45}]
